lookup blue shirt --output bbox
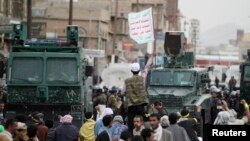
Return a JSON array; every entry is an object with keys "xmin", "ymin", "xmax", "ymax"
[
  {"xmin": 94, "ymin": 119, "xmax": 113, "ymax": 137},
  {"xmin": 98, "ymin": 127, "xmax": 112, "ymax": 141},
  {"xmin": 94, "ymin": 119, "xmax": 104, "ymax": 137},
  {"xmin": 111, "ymin": 122, "xmax": 128, "ymax": 139}
]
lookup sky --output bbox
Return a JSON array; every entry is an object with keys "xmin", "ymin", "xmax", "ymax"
[{"xmin": 179, "ymin": 0, "xmax": 250, "ymax": 33}]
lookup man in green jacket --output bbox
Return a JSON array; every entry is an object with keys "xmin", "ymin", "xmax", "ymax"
[{"xmin": 124, "ymin": 62, "xmax": 149, "ymax": 132}]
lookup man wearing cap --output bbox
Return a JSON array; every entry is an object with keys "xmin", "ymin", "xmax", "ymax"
[
  {"xmin": 177, "ymin": 109, "xmax": 199, "ymax": 141},
  {"xmin": 31, "ymin": 112, "xmax": 48, "ymax": 141},
  {"xmin": 123, "ymin": 62, "xmax": 149, "ymax": 132}
]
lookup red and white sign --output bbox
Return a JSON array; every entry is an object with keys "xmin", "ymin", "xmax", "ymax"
[{"xmin": 128, "ymin": 8, "xmax": 154, "ymax": 44}]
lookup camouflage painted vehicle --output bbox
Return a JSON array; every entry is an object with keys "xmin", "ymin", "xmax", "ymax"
[
  {"xmin": 240, "ymin": 49, "xmax": 250, "ymax": 103},
  {"xmin": 5, "ymin": 24, "xmax": 88, "ymax": 126},
  {"xmin": 146, "ymin": 32, "xmax": 211, "ymax": 125}
]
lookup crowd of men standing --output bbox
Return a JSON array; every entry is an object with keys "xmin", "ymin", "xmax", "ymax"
[
  {"xmin": 0, "ymin": 62, "xmax": 199, "ymax": 141},
  {"xmin": 0, "ymin": 61, "xmax": 250, "ymax": 141}
]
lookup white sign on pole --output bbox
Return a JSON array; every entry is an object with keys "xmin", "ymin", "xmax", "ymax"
[
  {"xmin": 128, "ymin": 8, "xmax": 154, "ymax": 44},
  {"xmin": 147, "ymin": 42, "xmax": 153, "ymax": 54},
  {"xmin": 84, "ymin": 49, "xmax": 105, "ymax": 58}
]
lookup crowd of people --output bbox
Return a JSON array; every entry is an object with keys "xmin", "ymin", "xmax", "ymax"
[
  {"xmin": 209, "ymin": 85, "xmax": 250, "ymax": 125},
  {"xmin": 0, "ymin": 111, "xmax": 80, "ymax": 141},
  {"xmin": 0, "ymin": 100, "xmax": 199, "ymax": 141},
  {"xmin": 0, "ymin": 61, "xmax": 250, "ymax": 141}
]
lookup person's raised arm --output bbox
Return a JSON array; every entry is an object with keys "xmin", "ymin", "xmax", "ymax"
[{"xmin": 142, "ymin": 54, "xmax": 155, "ymax": 83}]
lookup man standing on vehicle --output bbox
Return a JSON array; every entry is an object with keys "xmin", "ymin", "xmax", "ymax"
[{"xmin": 124, "ymin": 62, "xmax": 149, "ymax": 132}]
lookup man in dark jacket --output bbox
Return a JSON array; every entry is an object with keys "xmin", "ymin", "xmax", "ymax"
[
  {"xmin": 178, "ymin": 109, "xmax": 199, "ymax": 141},
  {"xmin": 45, "ymin": 120, "xmax": 55, "ymax": 141},
  {"xmin": 55, "ymin": 114, "xmax": 78, "ymax": 141},
  {"xmin": 209, "ymin": 86, "xmax": 222, "ymax": 123},
  {"xmin": 167, "ymin": 113, "xmax": 190, "ymax": 141},
  {"xmin": 215, "ymin": 77, "xmax": 220, "ymax": 88}
]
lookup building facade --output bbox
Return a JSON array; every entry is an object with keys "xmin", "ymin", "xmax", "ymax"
[
  {"xmin": 189, "ymin": 19, "xmax": 200, "ymax": 53},
  {"xmin": 166, "ymin": 0, "xmax": 180, "ymax": 31}
]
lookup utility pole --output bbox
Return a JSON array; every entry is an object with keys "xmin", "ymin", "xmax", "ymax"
[
  {"xmin": 153, "ymin": 4, "xmax": 160, "ymax": 55},
  {"xmin": 136, "ymin": 0, "xmax": 139, "ymax": 12},
  {"xmin": 69, "ymin": 0, "xmax": 73, "ymax": 25},
  {"xmin": 136, "ymin": 0, "xmax": 143, "ymax": 57},
  {"xmin": 27, "ymin": 0, "xmax": 32, "ymax": 39},
  {"xmin": 4, "ymin": 1, "xmax": 9, "ymax": 17},
  {"xmin": 96, "ymin": 21, "xmax": 101, "ymax": 84},
  {"xmin": 112, "ymin": 0, "xmax": 118, "ymax": 62}
]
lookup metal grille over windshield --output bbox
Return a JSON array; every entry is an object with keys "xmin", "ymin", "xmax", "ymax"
[
  {"xmin": 150, "ymin": 71, "xmax": 193, "ymax": 86},
  {"xmin": 46, "ymin": 58, "xmax": 78, "ymax": 84},
  {"xmin": 11, "ymin": 57, "xmax": 43, "ymax": 83}
]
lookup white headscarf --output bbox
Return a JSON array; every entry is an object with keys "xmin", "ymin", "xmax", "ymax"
[
  {"xmin": 214, "ymin": 111, "xmax": 230, "ymax": 125},
  {"xmin": 61, "ymin": 115, "xmax": 73, "ymax": 123}
]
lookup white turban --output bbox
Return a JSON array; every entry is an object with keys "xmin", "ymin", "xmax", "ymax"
[{"xmin": 131, "ymin": 63, "xmax": 140, "ymax": 72}]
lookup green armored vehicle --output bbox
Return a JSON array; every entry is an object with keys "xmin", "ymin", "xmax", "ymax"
[
  {"xmin": 5, "ymin": 24, "xmax": 88, "ymax": 126},
  {"xmin": 240, "ymin": 49, "xmax": 250, "ymax": 103},
  {"xmin": 146, "ymin": 32, "xmax": 211, "ymax": 122}
]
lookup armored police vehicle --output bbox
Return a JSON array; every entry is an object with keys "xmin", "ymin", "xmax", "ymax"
[
  {"xmin": 240, "ymin": 49, "xmax": 250, "ymax": 103},
  {"xmin": 146, "ymin": 32, "xmax": 211, "ymax": 122},
  {"xmin": 5, "ymin": 23, "xmax": 89, "ymax": 126}
]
